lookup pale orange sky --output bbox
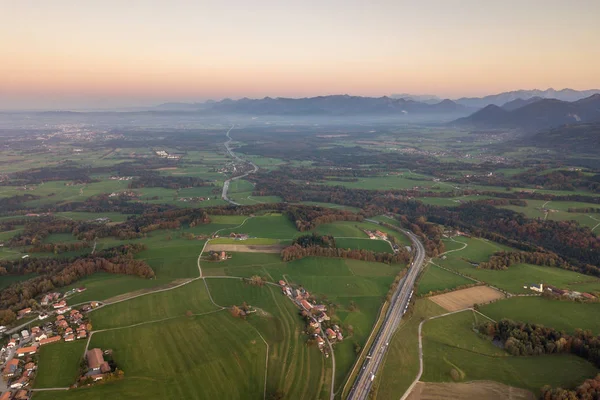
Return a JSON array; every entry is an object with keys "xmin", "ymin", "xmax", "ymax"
[{"xmin": 1, "ymin": 0, "xmax": 599, "ymax": 109}]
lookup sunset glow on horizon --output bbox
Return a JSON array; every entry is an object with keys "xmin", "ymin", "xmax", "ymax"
[{"xmin": 2, "ymin": 0, "xmax": 599, "ymax": 109}]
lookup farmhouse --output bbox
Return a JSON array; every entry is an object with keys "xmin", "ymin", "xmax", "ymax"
[
  {"xmin": 86, "ymin": 348, "xmax": 106, "ymax": 371},
  {"xmin": 64, "ymin": 334, "xmax": 74, "ymax": 342},
  {"xmin": 16, "ymin": 346, "xmax": 37, "ymax": 357},
  {"xmin": 0, "ymin": 392, "xmax": 11, "ymax": 400},
  {"xmin": 38, "ymin": 313, "xmax": 48, "ymax": 320},
  {"xmin": 326, "ymin": 328, "xmax": 336, "ymax": 340},
  {"xmin": 300, "ymin": 300, "xmax": 313, "ymax": 310},
  {"xmin": 17, "ymin": 308, "xmax": 32, "ymax": 318},
  {"xmin": 7, "ymin": 339, "xmax": 17, "ymax": 348},
  {"xmin": 582, "ymin": 293, "xmax": 596, "ymax": 300}
]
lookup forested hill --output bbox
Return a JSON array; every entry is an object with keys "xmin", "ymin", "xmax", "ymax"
[{"xmin": 523, "ymin": 123, "xmax": 600, "ymax": 155}]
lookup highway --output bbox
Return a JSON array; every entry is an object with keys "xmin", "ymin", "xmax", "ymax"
[
  {"xmin": 347, "ymin": 227, "xmax": 426, "ymax": 400},
  {"xmin": 221, "ymin": 125, "xmax": 259, "ymax": 205}
]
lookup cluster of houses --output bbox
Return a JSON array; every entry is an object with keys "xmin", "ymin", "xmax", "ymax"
[
  {"xmin": 527, "ymin": 283, "xmax": 597, "ymax": 300},
  {"xmin": 154, "ymin": 150, "xmax": 179, "ymax": 160},
  {"xmin": 108, "ymin": 176, "xmax": 133, "ymax": 181},
  {"xmin": 178, "ymin": 197, "xmax": 210, "ymax": 203},
  {"xmin": 279, "ymin": 280, "xmax": 343, "ymax": 356},
  {"xmin": 0, "ymin": 297, "xmax": 100, "ymax": 399},
  {"xmin": 108, "ymin": 191, "xmax": 137, "ymax": 198}
]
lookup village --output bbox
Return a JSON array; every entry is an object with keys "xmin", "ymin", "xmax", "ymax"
[
  {"xmin": 0, "ymin": 288, "xmax": 119, "ymax": 400},
  {"xmin": 278, "ymin": 280, "xmax": 343, "ymax": 357}
]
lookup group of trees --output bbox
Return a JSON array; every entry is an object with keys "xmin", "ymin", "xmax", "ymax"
[
  {"xmin": 480, "ymin": 319, "xmax": 600, "ymax": 366},
  {"xmin": 280, "ymin": 243, "xmax": 410, "ymax": 264},
  {"xmin": 285, "ymin": 206, "xmax": 364, "ymax": 232},
  {"xmin": 478, "ymin": 251, "xmax": 573, "ymax": 271},
  {"xmin": 541, "ymin": 374, "xmax": 600, "ymax": 400},
  {"xmin": 292, "ymin": 233, "xmax": 336, "ymax": 248},
  {"xmin": 28, "ymin": 241, "xmax": 90, "ymax": 254}
]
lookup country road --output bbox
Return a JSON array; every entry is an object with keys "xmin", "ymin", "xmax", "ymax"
[
  {"xmin": 347, "ymin": 227, "xmax": 427, "ymax": 400},
  {"xmin": 221, "ymin": 125, "xmax": 259, "ymax": 205}
]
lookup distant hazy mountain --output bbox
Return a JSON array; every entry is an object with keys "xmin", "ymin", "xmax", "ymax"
[
  {"xmin": 454, "ymin": 88, "xmax": 600, "ymax": 108},
  {"xmin": 501, "ymin": 97, "xmax": 544, "ymax": 111},
  {"xmin": 452, "ymin": 94, "xmax": 600, "ymax": 130},
  {"xmin": 390, "ymin": 93, "xmax": 442, "ymax": 104},
  {"xmin": 157, "ymin": 95, "xmax": 469, "ymax": 116}
]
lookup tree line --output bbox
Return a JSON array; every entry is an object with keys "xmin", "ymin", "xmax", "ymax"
[
  {"xmin": 478, "ymin": 251, "xmax": 573, "ymax": 272},
  {"xmin": 280, "ymin": 243, "xmax": 410, "ymax": 264}
]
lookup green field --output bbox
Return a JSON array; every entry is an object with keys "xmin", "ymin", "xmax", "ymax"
[
  {"xmin": 59, "ymin": 273, "xmax": 172, "ymax": 304},
  {"xmin": 217, "ymin": 213, "xmax": 300, "ymax": 239},
  {"xmin": 34, "ymin": 312, "xmax": 266, "ymax": 400},
  {"xmin": 35, "ymin": 340, "xmax": 87, "ymax": 388},
  {"xmin": 201, "ymin": 251, "xmax": 284, "ymax": 278},
  {"xmin": 90, "ymin": 280, "xmax": 218, "ymax": 329},
  {"xmin": 421, "ymin": 310, "xmax": 599, "ymax": 394},
  {"xmin": 205, "ymin": 254, "xmax": 403, "ymax": 393},
  {"xmin": 335, "ymin": 237, "xmax": 392, "ymax": 253},
  {"xmin": 204, "ymin": 279, "xmax": 332, "ymax": 399},
  {"xmin": 437, "ymin": 237, "xmax": 600, "ymax": 295},
  {"xmin": 480, "ymin": 296, "xmax": 600, "ymax": 334},
  {"xmin": 417, "ymin": 263, "xmax": 474, "ymax": 296}
]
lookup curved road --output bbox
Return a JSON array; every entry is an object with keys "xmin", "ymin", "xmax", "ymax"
[
  {"xmin": 221, "ymin": 125, "xmax": 259, "ymax": 205},
  {"xmin": 347, "ymin": 227, "xmax": 426, "ymax": 400}
]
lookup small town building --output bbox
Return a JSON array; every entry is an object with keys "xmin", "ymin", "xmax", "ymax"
[
  {"xmin": 17, "ymin": 308, "xmax": 32, "ymax": 318},
  {"xmin": 40, "ymin": 336, "xmax": 61, "ymax": 346},
  {"xmin": 53, "ymin": 300, "xmax": 67, "ymax": 309},
  {"xmin": 2, "ymin": 359, "xmax": 19, "ymax": 378},
  {"xmin": 326, "ymin": 328, "xmax": 336, "ymax": 340},
  {"xmin": 16, "ymin": 346, "xmax": 37, "ymax": 357},
  {"xmin": 300, "ymin": 300, "xmax": 313, "ymax": 310}
]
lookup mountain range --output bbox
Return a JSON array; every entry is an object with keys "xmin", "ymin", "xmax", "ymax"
[
  {"xmin": 156, "ymin": 95, "xmax": 469, "ymax": 116},
  {"xmin": 453, "ymin": 88, "xmax": 600, "ymax": 108},
  {"xmin": 452, "ymin": 94, "xmax": 600, "ymax": 130}
]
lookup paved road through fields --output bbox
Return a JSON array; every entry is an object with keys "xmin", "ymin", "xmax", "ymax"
[
  {"xmin": 347, "ymin": 227, "xmax": 426, "ymax": 400},
  {"xmin": 221, "ymin": 125, "xmax": 259, "ymax": 205}
]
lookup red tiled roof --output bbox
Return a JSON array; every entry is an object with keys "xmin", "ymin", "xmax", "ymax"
[
  {"xmin": 86, "ymin": 348, "xmax": 105, "ymax": 369},
  {"xmin": 16, "ymin": 346, "xmax": 37, "ymax": 355},
  {"xmin": 40, "ymin": 336, "xmax": 61, "ymax": 345}
]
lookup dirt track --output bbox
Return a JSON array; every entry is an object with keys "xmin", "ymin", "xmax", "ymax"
[
  {"xmin": 204, "ymin": 243, "xmax": 285, "ymax": 253},
  {"xmin": 429, "ymin": 286, "xmax": 505, "ymax": 312},
  {"xmin": 407, "ymin": 381, "xmax": 534, "ymax": 400}
]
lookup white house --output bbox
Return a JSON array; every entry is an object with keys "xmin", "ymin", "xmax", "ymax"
[
  {"xmin": 21, "ymin": 330, "xmax": 29, "ymax": 339},
  {"xmin": 530, "ymin": 283, "xmax": 544, "ymax": 293}
]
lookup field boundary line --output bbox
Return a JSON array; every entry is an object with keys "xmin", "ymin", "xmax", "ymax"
[
  {"xmin": 428, "ymin": 260, "xmax": 480, "ymax": 283},
  {"xmin": 399, "ymin": 307, "xmax": 495, "ymax": 400},
  {"xmin": 83, "ymin": 309, "xmax": 225, "ymax": 357}
]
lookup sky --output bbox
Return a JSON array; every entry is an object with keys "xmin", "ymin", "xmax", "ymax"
[{"xmin": 1, "ymin": 0, "xmax": 599, "ymax": 109}]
